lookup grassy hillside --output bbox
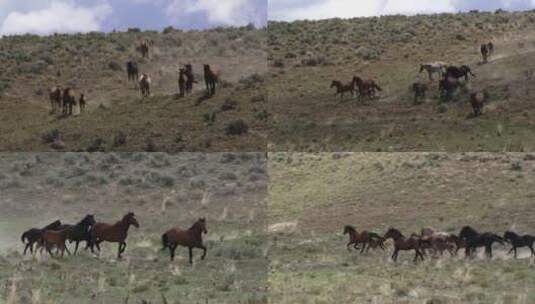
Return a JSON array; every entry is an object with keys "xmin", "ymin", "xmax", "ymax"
[
  {"xmin": 0, "ymin": 27, "xmax": 267, "ymax": 152},
  {"xmin": 0, "ymin": 153, "xmax": 267, "ymax": 304},
  {"xmin": 268, "ymin": 11, "xmax": 535, "ymax": 152},
  {"xmin": 268, "ymin": 152, "xmax": 535, "ymax": 303}
]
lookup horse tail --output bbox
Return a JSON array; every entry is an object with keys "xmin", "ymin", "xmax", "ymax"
[
  {"xmin": 373, "ymin": 82, "xmax": 382, "ymax": 92},
  {"xmin": 21, "ymin": 232, "xmax": 28, "ymax": 244},
  {"xmin": 161, "ymin": 233, "xmax": 169, "ymax": 250}
]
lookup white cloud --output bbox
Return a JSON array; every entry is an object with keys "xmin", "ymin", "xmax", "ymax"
[
  {"xmin": 166, "ymin": 0, "xmax": 265, "ymax": 27},
  {"xmin": 0, "ymin": 1, "xmax": 112, "ymax": 36}
]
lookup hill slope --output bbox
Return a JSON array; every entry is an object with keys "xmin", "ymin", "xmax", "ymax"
[
  {"xmin": 268, "ymin": 11, "xmax": 535, "ymax": 152},
  {"xmin": 0, "ymin": 27, "xmax": 267, "ymax": 152}
]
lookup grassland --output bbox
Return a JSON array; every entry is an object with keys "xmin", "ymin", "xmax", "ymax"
[
  {"xmin": 268, "ymin": 152, "xmax": 535, "ymax": 303},
  {"xmin": 268, "ymin": 11, "xmax": 535, "ymax": 152},
  {"xmin": 0, "ymin": 27, "xmax": 267, "ymax": 152},
  {"xmin": 0, "ymin": 153, "xmax": 267, "ymax": 304}
]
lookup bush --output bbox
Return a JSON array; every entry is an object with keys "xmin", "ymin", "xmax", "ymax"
[
  {"xmin": 113, "ymin": 131, "xmax": 127, "ymax": 147},
  {"xmin": 41, "ymin": 129, "xmax": 61, "ymax": 143},
  {"xmin": 225, "ymin": 120, "xmax": 249, "ymax": 135},
  {"xmin": 86, "ymin": 138, "xmax": 105, "ymax": 152},
  {"xmin": 108, "ymin": 61, "xmax": 122, "ymax": 71},
  {"xmin": 221, "ymin": 98, "xmax": 238, "ymax": 111},
  {"xmin": 163, "ymin": 26, "xmax": 175, "ymax": 34}
]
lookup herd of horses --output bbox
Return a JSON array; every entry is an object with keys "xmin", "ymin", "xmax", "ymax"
[
  {"xmin": 20, "ymin": 213, "xmax": 208, "ymax": 264},
  {"xmin": 344, "ymin": 225, "xmax": 535, "ymax": 262},
  {"xmin": 47, "ymin": 38, "xmax": 222, "ymax": 114},
  {"xmin": 331, "ymin": 42, "xmax": 495, "ymax": 117}
]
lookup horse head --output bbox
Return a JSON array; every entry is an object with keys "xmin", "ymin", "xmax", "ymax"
[
  {"xmin": 459, "ymin": 226, "xmax": 477, "ymax": 240},
  {"xmin": 384, "ymin": 227, "xmax": 401, "ymax": 240},
  {"xmin": 82, "ymin": 214, "xmax": 96, "ymax": 227},
  {"xmin": 330, "ymin": 80, "xmax": 338, "ymax": 88},
  {"xmin": 198, "ymin": 217, "xmax": 207, "ymax": 234},
  {"xmin": 503, "ymin": 231, "xmax": 516, "ymax": 243},
  {"xmin": 124, "ymin": 212, "xmax": 139, "ymax": 228},
  {"xmin": 343, "ymin": 225, "xmax": 355, "ymax": 235}
]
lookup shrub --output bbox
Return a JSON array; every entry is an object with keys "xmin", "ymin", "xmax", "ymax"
[
  {"xmin": 225, "ymin": 120, "xmax": 249, "ymax": 135},
  {"xmin": 221, "ymin": 98, "xmax": 238, "ymax": 111},
  {"xmin": 41, "ymin": 129, "xmax": 61, "ymax": 143},
  {"xmin": 113, "ymin": 131, "xmax": 127, "ymax": 147},
  {"xmin": 108, "ymin": 61, "xmax": 122, "ymax": 71}
]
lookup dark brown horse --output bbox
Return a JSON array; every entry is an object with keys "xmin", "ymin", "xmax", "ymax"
[
  {"xmin": 49, "ymin": 86, "xmax": 62, "ymax": 114},
  {"xmin": 126, "ymin": 61, "xmax": 139, "ymax": 86},
  {"xmin": 185, "ymin": 64, "xmax": 196, "ymax": 94},
  {"xmin": 90, "ymin": 212, "xmax": 139, "ymax": 259},
  {"xmin": 138, "ymin": 41, "xmax": 150, "ymax": 59},
  {"xmin": 343, "ymin": 225, "xmax": 385, "ymax": 253},
  {"xmin": 21, "ymin": 220, "xmax": 62, "ymax": 255},
  {"xmin": 161, "ymin": 218, "xmax": 207, "ymax": 264},
  {"xmin": 384, "ymin": 228, "xmax": 425, "ymax": 262},
  {"xmin": 352, "ymin": 76, "xmax": 382, "ymax": 101},
  {"xmin": 411, "ymin": 82, "xmax": 428, "ymax": 104},
  {"xmin": 178, "ymin": 68, "xmax": 186, "ymax": 97},
  {"xmin": 469, "ymin": 92, "xmax": 486, "ymax": 117},
  {"xmin": 39, "ymin": 229, "xmax": 72, "ymax": 257},
  {"xmin": 203, "ymin": 64, "xmax": 219, "ymax": 96},
  {"xmin": 138, "ymin": 74, "xmax": 151, "ymax": 98},
  {"xmin": 79, "ymin": 93, "xmax": 86, "ymax": 113},
  {"xmin": 62, "ymin": 88, "xmax": 76, "ymax": 116},
  {"xmin": 330, "ymin": 80, "xmax": 355, "ymax": 102},
  {"xmin": 481, "ymin": 42, "xmax": 494, "ymax": 63}
]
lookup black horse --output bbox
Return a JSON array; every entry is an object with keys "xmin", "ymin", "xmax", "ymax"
[
  {"xmin": 60, "ymin": 214, "xmax": 96, "ymax": 254},
  {"xmin": 21, "ymin": 220, "xmax": 62, "ymax": 255},
  {"xmin": 126, "ymin": 61, "xmax": 139, "ymax": 85},
  {"xmin": 459, "ymin": 226, "xmax": 504, "ymax": 258},
  {"xmin": 504, "ymin": 231, "xmax": 535, "ymax": 258},
  {"xmin": 445, "ymin": 65, "xmax": 475, "ymax": 81}
]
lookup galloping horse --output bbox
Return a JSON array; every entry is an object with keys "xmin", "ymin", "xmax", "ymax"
[
  {"xmin": 469, "ymin": 92, "xmax": 486, "ymax": 117},
  {"xmin": 419, "ymin": 62, "xmax": 448, "ymax": 81},
  {"xmin": 343, "ymin": 225, "xmax": 385, "ymax": 253},
  {"xmin": 90, "ymin": 212, "xmax": 139, "ymax": 259},
  {"xmin": 39, "ymin": 229, "xmax": 72, "ymax": 257},
  {"xmin": 203, "ymin": 64, "xmax": 219, "ymax": 96},
  {"xmin": 352, "ymin": 76, "xmax": 382, "ymax": 101},
  {"xmin": 504, "ymin": 231, "xmax": 535, "ymax": 258},
  {"xmin": 445, "ymin": 65, "xmax": 475, "ymax": 82},
  {"xmin": 330, "ymin": 80, "xmax": 355, "ymax": 102},
  {"xmin": 459, "ymin": 226, "xmax": 505, "ymax": 258},
  {"xmin": 420, "ymin": 228, "xmax": 456, "ymax": 256},
  {"xmin": 49, "ymin": 86, "xmax": 62, "ymax": 114},
  {"xmin": 21, "ymin": 220, "xmax": 62, "ymax": 255},
  {"xmin": 126, "ymin": 61, "xmax": 139, "ymax": 86},
  {"xmin": 60, "ymin": 214, "xmax": 96, "ymax": 254},
  {"xmin": 139, "ymin": 74, "xmax": 151, "ymax": 98},
  {"xmin": 384, "ymin": 228, "xmax": 425, "ymax": 262},
  {"xmin": 161, "ymin": 218, "xmax": 207, "ymax": 264}
]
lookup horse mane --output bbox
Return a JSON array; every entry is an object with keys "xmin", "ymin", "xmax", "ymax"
[
  {"xmin": 344, "ymin": 225, "xmax": 356, "ymax": 233},
  {"xmin": 43, "ymin": 220, "xmax": 61, "ymax": 230}
]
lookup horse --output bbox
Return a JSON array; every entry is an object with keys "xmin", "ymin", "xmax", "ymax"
[
  {"xmin": 39, "ymin": 229, "xmax": 72, "ymax": 257},
  {"xmin": 419, "ymin": 62, "xmax": 448, "ymax": 81},
  {"xmin": 62, "ymin": 88, "xmax": 76, "ymax": 116},
  {"xmin": 126, "ymin": 61, "xmax": 139, "ymax": 85},
  {"xmin": 343, "ymin": 225, "xmax": 385, "ymax": 253},
  {"xmin": 481, "ymin": 42, "xmax": 494, "ymax": 63},
  {"xmin": 469, "ymin": 92, "xmax": 486, "ymax": 117},
  {"xmin": 459, "ymin": 226, "xmax": 505, "ymax": 258},
  {"xmin": 411, "ymin": 82, "xmax": 428, "ymax": 104},
  {"xmin": 60, "ymin": 214, "xmax": 96, "ymax": 254},
  {"xmin": 384, "ymin": 228, "xmax": 425, "ymax": 262},
  {"xmin": 21, "ymin": 220, "xmax": 62, "ymax": 255},
  {"xmin": 439, "ymin": 76, "xmax": 461, "ymax": 100},
  {"xmin": 161, "ymin": 218, "xmax": 207, "ymax": 264},
  {"xmin": 330, "ymin": 80, "xmax": 355, "ymax": 102},
  {"xmin": 90, "ymin": 212, "xmax": 139, "ymax": 259},
  {"xmin": 203, "ymin": 64, "xmax": 219, "ymax": 96},
  {"xmin": 49, "ymin": 86, "xmax": 62, "ymax": 114},
  {"xmin": 503, "ymin": 231, "xmax": 535, "ymax": 258},
  {"xmin": 420, "ymin": 228, "xmax": 456, "ymax": 256},
  {"xmin": 138, "ymin": 41, "xmax": 150, "ymax": 59},
  {"xmin": 352, "ymin": 76, "xmax": 382, "ymax": 102},
  {"xmin": 445, "ymin": 65, "xmax": 475, "ymax": 82},
  {"xmin": 138, "ymin": 74, "xmax": 151, "ymax": 98},
  {"xmin": 185, "ymin": 64, "xmax": 196, "ymax": 94},
  {"xmin": 178, "ymin": 68, "xmax": 186, "ymax": 97},
  {"xmin": 79, "ymin": 93, "xmax": 86, "ymax": 113}
]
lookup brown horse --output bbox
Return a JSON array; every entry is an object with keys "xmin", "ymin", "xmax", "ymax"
[
  {"xmin": 39, "ymin": 229, "xmax": 72, "ymax": 257},
  {"xmin": 203, "ymin": 64, "xmax": 220, "ymax": 96},
  {"xmin": 481, "ymin": 42, "xmax": 494, "ymax": 63},
  {"xmin": 178, "ymin": 68, "xmax": 186, "ymax": 97},
  {"xmin": 49, "ymin": 86, "xmax": 62, "ymax": 114},
  {"xmin": 352, "ymin": 76, "xmax": 382, "ymax": 101},
  {"xmin": 161, "ymin": 218, "xmax": 207, "ymax": 264},
  {"xmin": 419, "ymin": 228, "xmax": 456, "ymax": 256},
  {"xmin": 343, "ymin": 225, "xmax": 385, "ymax": 253},
  {"xmin": 411, "ymin": 82, "xmax": 428, "ymax": 104},
  {"xmin": 62, "ymin": 88, "xmax": 76, "ymax": 116},
  {"xmin": 21, "ymin": 220, "xmax": 62, "ymax": 255},
  {"xmin": 185, "ymin": 64, "xmax": 196, "ymax": 94},
  {"xmin": 330, "ymin": 80, "xmax": 355, "ymax": 102},
  {"xmin": 79, "ymin": 93, "xmax": 86, "ymax": 113},
  {"xmin": 384, "ymin": 228, "xmax": 425, "ymax": 262},
  {"xmin": 90, "ymin": 212, "xmax": 139, "ymax": 259},
  {"xmin": 139, "ymin": 74, "xmax": 151, "ymax": 98},
  {"xmin": 470, "ymin": 92, "xmax": 486, "ymax": 117},
  {"xmin": 138, "ymin": 40, "xmax": 150, "ymax": 59}
]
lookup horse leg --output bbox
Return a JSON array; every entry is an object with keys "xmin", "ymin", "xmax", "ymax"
[
  {"xmin": 74, "ymin": 241, "xmax": 80, "ymax": 255},
  {"xmin": 360, "ymin": 243, "xmax": 366, "ymax": 254},
  {"xmin": 200, "ymin": 245, "xmax": 207, "ymax": 260},
  {"xmin": 117, "ymin": 243, "xmax": 122, "ymax": 259},
  {"xmin": 346, "ymin": 241, "xmax": 353, "ymax": 252},
  {"xmin": 169, "ymin": 245, "xmax": 176, "ymax": 261},
  {"xmin": 64, "ymin": 244, "xmax": 71, "ymax": 256},
  {"xmin": 392, "ymin": 248, "xmax": 398, "ymax": 262},
  {"xmin": 23, "ymin": 243, "xmax": 29, "ymax": 255},
  {"xmin": 188, "ymin": 247, "xmax": 193, "ymax": 265},
  {"xmin": 529, "ymin": 245, "xmax": 535, "ymax": 257}
]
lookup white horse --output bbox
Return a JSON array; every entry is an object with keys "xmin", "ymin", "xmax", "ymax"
[{"xmin": 419, "ymin": 62, "xmax": 449, "ymax": 81}]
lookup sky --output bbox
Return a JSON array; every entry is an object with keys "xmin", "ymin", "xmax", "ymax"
[
  {"xmin": 0, "ymin": 0, "xmax": 267, "ymax": 36},
  {"xmin": 269, "ymin": 0, "xmax": 535, "ymax": 22}
]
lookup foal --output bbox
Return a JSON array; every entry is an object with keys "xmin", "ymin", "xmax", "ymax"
[
  {"xmin": 21, "ymin": 220, "xmax": 62, "ymax": 255},
  {"xmin": 504, "ymin": 231, "xmax": 535, "ymax": 258},
  {"xmin": 79, "ymin": 94, "xmax": 87, "ymax": 113},
  {"xmin": 343, "ymin": 225, "xmax": 385, "ymax": 253},
  {"xmin": 384, "ymin": 228, "xmax": 425, "ymax": 262},
  {"xmin": 330, "ymin": 80, "xmax": 355, "ymax": 102},
  {"xmin": 161, "ymin": 218, "xmax": 207, "ymax": 264},
  {"xmin": 40, "ymin": 229, "xmax": 72, "ymax": 257},
  {"xmin": 90, "ymin": 212, "xmax": 139, "ymax": 259}
]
